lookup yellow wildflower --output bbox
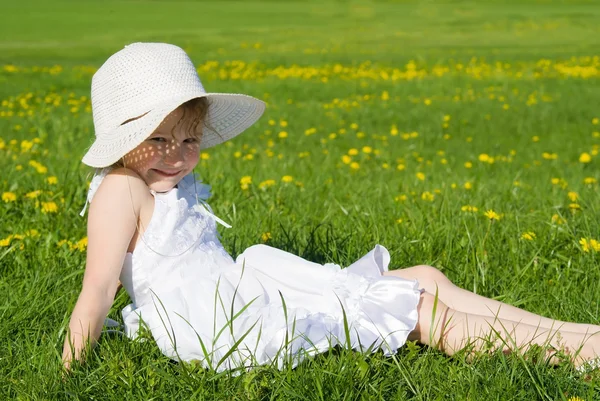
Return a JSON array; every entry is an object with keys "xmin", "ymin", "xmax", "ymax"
[
  {"xmin": 72, "ymin": 237, "xmax": 88, "ymax": 252},
  {"xmin": 521, "ymin": 232, "xmax": 536, "ymax": 241},
  {"xmin": 240, "ymin": 176, "xmax": 252, "ymax": 190},
  {"xmin": 567, "ymin": 191, "xmax": 578, "ymax": 202},
  {"xmin": 551, "ymin": 214, "xmax": 566, "ymax": 225},
  {"xmin": 579, "ymin": 152, "xmax": 592, "ymax": 163},
  {"xmin": 26, "ymin": 190, "xmax": 42, "ymax": 199},
  {"xmin": 362, "ymin": 146, "xmax": 372, "ymax": 154},
  {"xmin": 47, "ymin": 176, "xmax": 58, "ymax": 185},
  {"xmin": 342, "ymin": 155, "xmax": 351, "ymax": 164},
  {"xmin": 593, "ymin": 118, "xmax": 599, "ymax": 125},
  {"xmin": 478, "ymin": 154, "xmax": 490, "ymax": 163},
  {"xmin": 484, "ymin": 210, "xmax": 501, "ymax": 221},
  {"xmin": 584, "ymin": 177, "xmax": 597, "ymax": 185},
  {"xmin": 2, "ymin": 192, "xmax": 16, "ymax": 202},
  {"xmin": 281, "ymin": 175, "xmax": 293, "ymax": 183},
  {"xmin": 41, "ymin": 201, "xmax": 58, "ymax": 213},
  {"xmin": 348, "ymin": 148, "xmax": 359, "ymax": 156},
  {"xmin": 421, "ymin": 191, "xmax": 434, "ymax": 202},
  {"xmin": 416, "ymin": 172, "xmax": 425, "ymax": 181},
  {"xmin": 464, "ymin": 182, "xmax": 473, "ymax": 190},
  {"xmin": 461, "ymin": 205, "xmax": 478, "ymax": 213},
  {"xmin": 261, "ymin": 232, "xmax": 271, "ymax": 242},
  {"xmin": 395, "ymin": 194, "xmax": 407, "ymax": 202},
  {"xmin": 258, "ymin": 179, "xmax": 276, "ymax": 190},
  {"xmin": 569, "ymin": 203, "xmax": 581, "ymax": 211},
  {"xmin": 464, "ymin": 161, "xmax": 472, "ymax": 168},
  {"xmin": 278, "ymin": 131, "xmax": 288, "ymax": 139},
  {"xmin": 580, "ymin": 238, "xmax": 600, "ymax": 253},
  {"xmin": 350, "ymin": 162, "xmax": 360, "ymax": 170}
]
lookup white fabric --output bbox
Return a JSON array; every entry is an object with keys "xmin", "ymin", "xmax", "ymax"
[
  {"xmin": 82, "ymin": 43, "xmax": 265, "ymax": 168},
  {"xmin": 86, "ymin": 171, "xmax": 422, "ymax": 372}
]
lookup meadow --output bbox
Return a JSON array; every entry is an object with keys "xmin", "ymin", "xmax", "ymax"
[{"xmin": 2, "ymin": 0, "xmax": 600, "ymax": 399}]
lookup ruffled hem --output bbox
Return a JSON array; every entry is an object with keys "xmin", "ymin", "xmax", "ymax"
[{"xmin": 121, "ymin": 244, "xmax": 421, "ymax": 372}]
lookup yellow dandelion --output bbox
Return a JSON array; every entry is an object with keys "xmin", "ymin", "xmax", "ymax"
[
  {"xmin": 464, "ymin": 182, "xmax": 473, "ymax": 190},
  {"xmin": 579, "ymin": 152, "xmax": 592, "ymax": 163},
  {"xmin": 416, "ymin": 172, "xmax": 425, "ymax": 181},
  {"xmin": 26, "ymin": 229, "xmax": 39, "ymax": 237},
  {"xmin": 258, "ymin": 179, "xmax": 276, "ymax": 190},
  {"xmin": 593, "ymin": 118, "xmax": 599, "ymax": 125},
  {"xmin": 240, "ymin": 176, "xmax": 252, "ymax": 190},
  {"xmin": 350, "ymin": 162, "xmax": 360, "ymax": 170},
  {"xmin": 341, "ymin": 155, "xmax": 352, "ymax": 164},
  {"xmin": 25, "ymin": 190, "xmax": 42, "ymax": 199},
  {"xmin": 281, "ymin": 175, "xmax": 293, "ymax": 183},
  {"xmin": 395, "ymin": 194, "xmax": 407, "ymax": 202},
  {"xmin": 348, "ymin": 148, "xmax": 359, "ymax": 156},
  {"xmin": 461, "ymin": 205, "xmax": 478, "ymax": 213},
  {"xmin": 478, "ymin": 154, "xmax": 490, "ymax": 163},
  {"xmin": 464, "ymin": 161, "xmax": 472, "ymax": 168},
  {"xmin": 41, "ymin": 201, "xmax": 58, "ymax": 213},
  {"xmin": 421, "ymin": 191, "xmax": 434, "ymax": 202},
  {"xmin": 396, "ymin": 218, "xmax": 403, "ymax": 224},
  {"xmin": 551, "ymin": 214, "xmax": 566, "ymax": 225},
  {"xmin": 569, "ymin": 203, "xmax": 581, "ymax": 211},
  {"xmin": 579, "ymin": 238, "xmax": 600, "ymax": 253},
  {"xmin": 261, "ymin": 232, "xmax": 271, "ymax": 242},
  {"xmin": 200, "ymin": 153, "xmax": 210, "ymax": 160},
  {"xmin": 584, "ymin": 177, "xmax": 597, "ymax": 185},
  {"xmin": 567, "ymin": 191, "xmax": 578, "ymax": 202},
  {"xmin": 521, "ymin": 231, "xmax": 536, "ymax": 241},
  {"xmin": 362, "ymin": 146, "xmax": 372, "ymax": 154},
  {"xmin": 278, "ymin": 131, "xmax": 288, "ymax": 139},
  {"xmin": 73, "ymin": 237, "xmax": 88, "ymax": 252},
  {"xmin": 46, "ymin": 176, "xmax": 58, "ymax": 185},
  {"xmin": 483, "ymin": 210, "xmax": 501, "ymax": 221},
  {"xmin": 2, "ymin": 192, "xmax": 16, "ymax": 202}
]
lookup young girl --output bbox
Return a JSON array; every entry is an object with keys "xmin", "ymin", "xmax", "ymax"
[{"xmin": 63, "ymin": 42, "xmax": 600, "ymax": 373}]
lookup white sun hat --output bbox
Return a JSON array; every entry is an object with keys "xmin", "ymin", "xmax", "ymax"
[{"xmin": 82, "ymin": 42, "xmax": 266, "ymax": 168}]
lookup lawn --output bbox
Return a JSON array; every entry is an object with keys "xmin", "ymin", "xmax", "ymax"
[{"xmin": 1, "ymin": 0, "xmax": 600, "ymax": 399}]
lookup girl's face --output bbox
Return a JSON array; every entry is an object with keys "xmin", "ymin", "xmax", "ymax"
[{"xmin": 122, "ymin": 107, "xmax": 201, "ymax": 192}]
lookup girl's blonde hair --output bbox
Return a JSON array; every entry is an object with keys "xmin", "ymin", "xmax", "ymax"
[{"xmin": 113, "ymin": 97, "xmax": 211, "ymax": 168}]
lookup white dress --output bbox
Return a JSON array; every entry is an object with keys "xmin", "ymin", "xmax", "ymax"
[{"xmin": 84, "ymin": 169, "xmax": 422, "ymax": 372}]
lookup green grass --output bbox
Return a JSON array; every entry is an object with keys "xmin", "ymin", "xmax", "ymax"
[{"xmin": 2, "ymin": 0, "xmax": 600, "ymax": 399}]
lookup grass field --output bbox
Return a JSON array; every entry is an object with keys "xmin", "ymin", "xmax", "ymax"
[{"xmin": 2, "ymin": 0, "xmax": 600, "ymax": 399}]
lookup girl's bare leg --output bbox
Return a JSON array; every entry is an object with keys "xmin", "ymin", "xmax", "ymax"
[
  {"xmin": 409, "ymin": 292, "xmax": 600, "ymax": 366},
  {"xmin": 385, "ymin": 266, "xmax": 600, "ymax": 335}
]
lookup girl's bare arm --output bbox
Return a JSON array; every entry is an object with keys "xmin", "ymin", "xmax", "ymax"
[{"xmin": 62, "ymin": 169, "xmax": 148, "ymax": 370}]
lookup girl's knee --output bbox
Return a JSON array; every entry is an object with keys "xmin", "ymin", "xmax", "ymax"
[{"xmin": 409, "ymin": 265, "xmax": 448, "ymax": 284}]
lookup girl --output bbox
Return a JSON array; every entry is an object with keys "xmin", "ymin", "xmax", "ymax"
[{"xmin": 63, "ymin": 42, "xmax": 600, "ymax": 373}]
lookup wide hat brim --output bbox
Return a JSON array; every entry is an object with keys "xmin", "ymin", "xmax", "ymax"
[{"xmin": 82, "ymin": 92, "xmax": 265, "ymax": 168}]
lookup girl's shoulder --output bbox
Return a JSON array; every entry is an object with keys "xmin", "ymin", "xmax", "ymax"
[{"xmin": 88, "ymin": 167, "xmax": 153, "ymax": 218}]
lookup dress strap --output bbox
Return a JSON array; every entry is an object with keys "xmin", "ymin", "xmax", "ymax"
[
  {"xmin": 178, "ymin": 173, "xmax": 232, "ymax": 229},
  {"xmin": 80, "ymin": 168, "xmax": 112, "ymax": 217}
]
